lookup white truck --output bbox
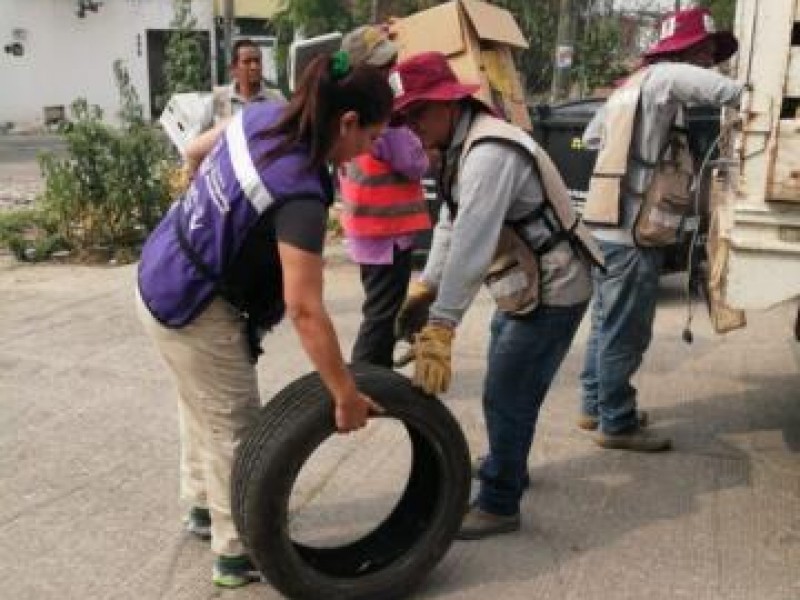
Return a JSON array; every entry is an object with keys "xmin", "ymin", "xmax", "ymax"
[{"xmin": 708, "ymin": 0, "xmax": 800, "ymax": 341}]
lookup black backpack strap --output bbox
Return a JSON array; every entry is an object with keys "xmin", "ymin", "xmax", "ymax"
[
  {"xmin": 173, "ymin": 200, "xmax": 237, "ymax": 301},
  {"xmin": 469, "ymin": 137, "xmax": 574, "ymax": 256},
  {"xmin": 437, "ymin": 150, "xmax": 460, "ymax": 220}
]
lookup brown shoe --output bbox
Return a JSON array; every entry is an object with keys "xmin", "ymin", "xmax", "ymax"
[
  {"xmin": 592, "ymin": 426, "xmax": 671, "ymax": 452},
  {"xmin": 457, "ymin": 507, "xmax": 520, "ymax": 541},
  {"xmin": 577, "ymin": 410, "xmax": 649, "ymax": 431}
]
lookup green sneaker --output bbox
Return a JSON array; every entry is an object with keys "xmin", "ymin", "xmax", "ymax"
[
  {"xmin": 213, "ymin": 555, "xmax": 262, "ymax": 588},
  {"xmin": 184, "ymin": 507, "xmax": 211, "ymax": 540}
]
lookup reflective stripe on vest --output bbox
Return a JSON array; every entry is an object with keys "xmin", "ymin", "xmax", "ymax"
[
  {"xmin": 339, "ymin": 154, "xmax": 431, "ymax": 237},
  {"xmin": 226, "ymin": 112, "xmax": 276, "ymax": 213}
]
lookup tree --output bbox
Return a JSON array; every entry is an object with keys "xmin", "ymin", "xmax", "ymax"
[
  {"xmin": 274, "ymin": 0, "xmax": 354, "ymax": 38},
  {"xmin": 573, "ymin": 15, "xmax": 628, "ymax": 95},
  {"xmin": 695, "ymin": 0, "xmax": 736, "ymax": 29},
  {"xmin": 161, "ymin": 0, "xmax": 209, "ymax": 112},
  {"xmin": 489, "ymin": 0, "xmax": 561, "ymax": 96},
  {"xmin": 270, "ymin": 0, "xmax": 355, "ymax": 90},
  {"xmin": 271, "ymin": 0, "xmax": 629, "ymax": 99}
]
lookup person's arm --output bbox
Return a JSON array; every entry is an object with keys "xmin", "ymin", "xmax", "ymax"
[
  {"xmin": 428, "ymin": 143, "xmax": 527, "ymax": 326},
  {"xmin": 656, "ymin": 63, "xmax": 744, "ymax": 109},
  {"xmin": 420, "ymin": 202, "xmax": 454, "ymax": 288},
  {"xmin": 274, "ymin": 200, "xmax": 383, "ymax": 431},
  {"xmin": 184, "ymin": 117, "xmax": 231, "ymax": 175},
  {"xmin": 372, "ymin": 127, "xmax": 429, "ymax": 180}
]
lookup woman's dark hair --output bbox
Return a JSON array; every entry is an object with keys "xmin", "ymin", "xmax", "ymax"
[{"xmin": 259, "ymin": 53, "xmax": 394, "ymax": 168}]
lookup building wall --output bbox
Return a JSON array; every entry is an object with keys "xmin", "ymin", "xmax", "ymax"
[
  {"xmin": 213, "ymin": 0, "xmax": 284, "ymax": 19},
  {"xmin": 0, "ymin": 0, "xmax": 215, "ymax": 128}
]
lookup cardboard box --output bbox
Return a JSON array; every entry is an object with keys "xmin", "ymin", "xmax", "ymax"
[
  {"xmin": 159, "ymin": 92, "xmax": 214, "ymax": 155},
  {"xmin": 394, "ymin": 0, "xmax": 531, "ymax": 130}
]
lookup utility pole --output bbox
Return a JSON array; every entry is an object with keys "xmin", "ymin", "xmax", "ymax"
[
  {"xmin": 222, "ymin": 0, "xmax": 235, "ymax": 68},
  {"xmin": 550, "ymin": 0, "xmax": 573, "ymax": 103}
]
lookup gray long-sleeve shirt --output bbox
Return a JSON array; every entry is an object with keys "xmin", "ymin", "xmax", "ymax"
[
  {"xmin": 583, "ymin": 62, "xmax": 744, "ymax": 245},
  {"xmin": 422, "ymin": 108, "xmax": 592, "ymax": 326}
]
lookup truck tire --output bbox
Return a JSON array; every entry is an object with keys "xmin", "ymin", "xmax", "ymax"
[{"xmin": 231, "ymin": 364, "xmax": 471, "ymax": 600}]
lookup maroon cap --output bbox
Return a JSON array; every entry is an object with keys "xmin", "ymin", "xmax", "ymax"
[
  {"xmin": 644, "ymin": 7, "xmax": 738, "ymax": 64},
  {"xmin": 390, "ymin": 51, "xmax": 481, "ymax": 114}
]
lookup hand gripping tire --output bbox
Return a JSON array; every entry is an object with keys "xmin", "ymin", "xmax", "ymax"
[{"xmin": 231, "ymin": 364, "xmax": 470, "ymax": 600}]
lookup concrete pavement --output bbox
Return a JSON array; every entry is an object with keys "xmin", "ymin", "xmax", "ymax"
[{"xmin": 0, "ymin": 254, "xmax": 798, "ymax": 600}]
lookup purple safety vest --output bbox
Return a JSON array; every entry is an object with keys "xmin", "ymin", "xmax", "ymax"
[{"xmin": 138, "ymin": 102, "xmax": 332, "ymax": 327}]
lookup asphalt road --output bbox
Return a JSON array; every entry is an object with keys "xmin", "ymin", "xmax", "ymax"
[
  {"xmin": 0, "ymin": 134, "xmax": 64, "ymax": 164},
  {"xmin": 0, "ymin": 254, "xmax": 798, "ymax": 600},
  {"xmin": 0, "ymin": 134, "xmax": 63, "ymax": 210}
]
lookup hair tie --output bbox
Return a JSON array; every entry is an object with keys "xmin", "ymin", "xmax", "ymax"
[{"xmin": 330, "ymin": 50, "xmax": 351, "ymax": 81}]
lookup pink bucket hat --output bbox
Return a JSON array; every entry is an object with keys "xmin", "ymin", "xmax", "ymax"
[
  {"xmin": 390, "ymin": 52, "xmax": 481, "ymax": 114},
  {"xmin": 644, "ymin": 7, "xmax": 738, "ymax": 64}
]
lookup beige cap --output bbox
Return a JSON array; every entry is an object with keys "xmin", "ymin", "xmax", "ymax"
[{"xmin": 341, "ymin": 25, "xmax": 398, "ymax": 68}]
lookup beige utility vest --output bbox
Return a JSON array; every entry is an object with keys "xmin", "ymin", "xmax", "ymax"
[
  {"xmin": 461, "ymin": 113, "xmax": 604, "ymax": 266},
  {"xmin": 583, "ymin": 68, "xmax": 694, "ymax": 247},
  {"xmin": 453, "ymin": 113, "xmax": 603, "ymax": 314}
]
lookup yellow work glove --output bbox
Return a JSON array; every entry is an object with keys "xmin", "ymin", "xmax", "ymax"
[
  {"xmin": 395, "ymin": 280, "xmax": 436, "ymax": 342},
  {"xmin": 412, "ymin": 323, "xmax": 455, "ymax": 395}
]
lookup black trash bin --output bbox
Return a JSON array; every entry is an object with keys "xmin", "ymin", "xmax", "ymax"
[{"xmin": 531, "ymin": 99, "xmax": 605, "ymax": 215}]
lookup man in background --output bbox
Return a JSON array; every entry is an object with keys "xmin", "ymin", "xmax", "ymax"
[
  {"xmin": 170, "ymin": 39, "xmax": 285, "ymax": 191},
  {"xmin": 208, "ymin": 38, "xmax": 284, "ymax": 123}
]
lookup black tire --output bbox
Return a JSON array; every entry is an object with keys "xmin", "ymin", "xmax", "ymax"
[{"xmin": 231, "ymin": 364, "xmax": 470, "ymax": 600}]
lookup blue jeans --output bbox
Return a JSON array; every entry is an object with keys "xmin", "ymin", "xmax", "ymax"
[
  {"xmin": 580, "ymin": 240, "xmax": 665, "ymax": 434},
  {"xmin": 477, "ymin": 303, "xmax": 588, "ymax": 516}
]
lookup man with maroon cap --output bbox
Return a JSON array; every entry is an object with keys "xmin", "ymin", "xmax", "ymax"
[
  {"xmin": 579, "ymin": 7, "xmax": 744, "ymax": 451},
  {"xmin": 392, "ymin": 51, "xmax": 603, "ymax": 539}
]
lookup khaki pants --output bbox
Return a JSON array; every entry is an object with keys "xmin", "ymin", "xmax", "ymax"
[{"xmin": 136, "ymin": 291, "xmax": 260, "ymax": 557}]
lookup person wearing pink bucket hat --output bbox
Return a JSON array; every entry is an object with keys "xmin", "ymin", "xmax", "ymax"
[
  {"xmin": 391, "ymin": 51, "xmax": 483, "ymax": 114},
  {"xmin": 392, "ymin": 51, "xmax": 604, "ymax": 540},
  {"xmin": 643, "ymin": 6, "xmax": 738, "ymax": 66},
  {"xmin": 577, "ymin": 8, "xmax": 744, "ymax": 453}
]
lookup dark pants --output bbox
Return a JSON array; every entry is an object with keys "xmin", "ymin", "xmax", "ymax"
[
  {"xmin": 477, "ymin": 303, "xmax": 588, "ymax": 516},
  {"xmin": 350, "ymin": 247, "xmax": 414, "ymax": 368}
]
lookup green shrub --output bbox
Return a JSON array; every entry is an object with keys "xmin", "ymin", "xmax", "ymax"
[
  {"xmin": 0, "ymin": 208, "xmax": 66, "ymax": 262},
  {"xmin": 35, "ymin": 60, "xmax": 173, "ymax": 258}
]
